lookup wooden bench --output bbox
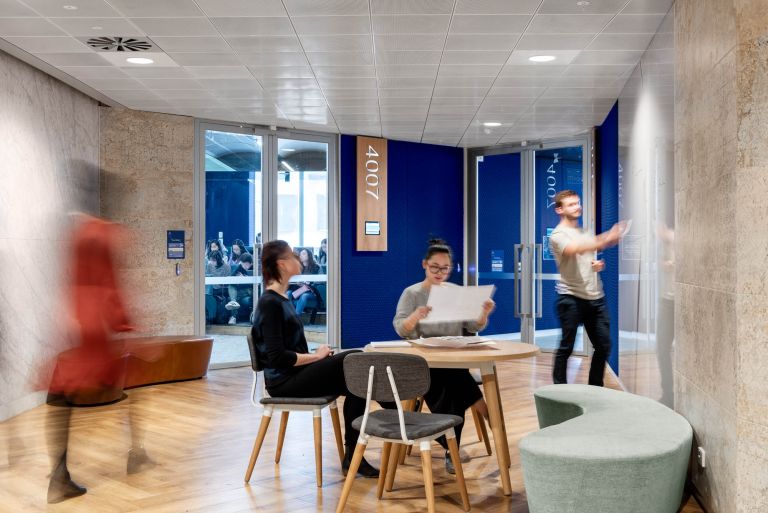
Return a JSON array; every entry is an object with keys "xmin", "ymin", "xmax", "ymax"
[{"xmin": 62, "ymin": 335, "xmax": 213, "ymax": 406}]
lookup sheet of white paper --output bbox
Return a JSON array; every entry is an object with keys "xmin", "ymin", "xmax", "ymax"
[
  {"xmin": 422, "ymin": 284, "xmax": 495, "ymax": 324},
  {"xmin": 411, "ymin": 336, "xmax": 496, "ymax": 348},
  {"xmin": 369, "ymin": 340, "xmax": 412, "ymax": 348}
]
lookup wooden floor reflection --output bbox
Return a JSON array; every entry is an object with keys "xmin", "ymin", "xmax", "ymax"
[{"xmin": 0, "ymin": 355, "xmax": 704, "ymax": 512}]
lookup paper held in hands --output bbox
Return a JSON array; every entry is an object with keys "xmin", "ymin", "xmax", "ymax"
[{"xmin": 422, "ymin": 284, "xmax": 496, "ymax": 324}]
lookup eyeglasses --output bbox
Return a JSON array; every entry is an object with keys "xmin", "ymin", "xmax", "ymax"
[{"xmin": 427, "ymin": 264, "xmax": 453, "ymax": 275}]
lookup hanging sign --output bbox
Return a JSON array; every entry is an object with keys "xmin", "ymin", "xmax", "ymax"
[{"xmin": 356, "ymin": 136, "xmax": 388, "ymax": 251}]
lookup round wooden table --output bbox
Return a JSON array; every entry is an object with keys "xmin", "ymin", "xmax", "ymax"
[{"xmin": 364, "ymin": 340, "xmax": 539, "ymax": 496}]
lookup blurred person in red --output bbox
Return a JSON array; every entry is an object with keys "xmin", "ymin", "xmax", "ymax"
[{"xmin": 44, "ymin": 214, "xmax": 152, "ymax": 503}]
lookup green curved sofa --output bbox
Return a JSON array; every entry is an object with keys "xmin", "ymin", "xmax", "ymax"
[{"xmin": 519, "ymin": 384, "xmax": 692, "ymax": 513}]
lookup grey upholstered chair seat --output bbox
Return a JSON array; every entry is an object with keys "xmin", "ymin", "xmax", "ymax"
[
  {"xmin": 260, "ymin": 395, "xmax": 338, "ymax": 406},
  {"xmin": 352, "ymin": 410, "xmax": 462, "ymax": 440}
]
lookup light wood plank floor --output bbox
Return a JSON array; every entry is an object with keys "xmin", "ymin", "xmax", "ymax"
[{"xmin": 0, "ymin": 355, "xmax": 704, "ymax": 512}]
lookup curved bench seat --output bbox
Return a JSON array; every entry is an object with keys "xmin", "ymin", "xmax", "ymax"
[{"xmin": 520, "ymin": 384, "xmax": 692, "ymax": 513}]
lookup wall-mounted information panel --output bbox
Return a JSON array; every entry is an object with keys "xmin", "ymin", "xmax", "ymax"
[{"xmin": 356, "ymin": 136, "xmax": 387, "ymax": 251}]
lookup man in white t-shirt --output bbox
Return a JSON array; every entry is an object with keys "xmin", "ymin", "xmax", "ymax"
[{"xmin": 549, "ymin": 190, "xmax": 625, "ymax": 386}]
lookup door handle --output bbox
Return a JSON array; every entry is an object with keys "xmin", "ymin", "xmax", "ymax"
[
  {"xmin": 535, "ymin": 243, "xmax": 543, "ymax": 318},
  {"xmin": 513, "ymin": 243, "xmax": 522, "ymax": 318}
]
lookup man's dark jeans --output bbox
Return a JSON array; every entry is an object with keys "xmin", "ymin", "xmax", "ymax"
[{"xmin": 553, "ymin": 294, "xmax": 612, "ymax": 386}]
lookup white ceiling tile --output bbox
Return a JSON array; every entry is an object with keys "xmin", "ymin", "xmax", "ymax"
[
  {"xmin": 237, "ymin": 52, "xmax": 308, "ymax": 66},
  {"xmin": 572, "ymin": 50, "xmax": 644, "ymax": 66},
  {"xmin": 249, "ymin": 66, "xmax": 315, "ymax": 78},
  {"xmin": 449, "ymin": 14, "xmax": 531, "ymax": 33},
  {"xmin": 300, "ymin": 35, "xmax": 372, "ymax": 53},
  {"xmin": 539, "ymin": 0, "xmax": 628, "ymax": 14},
  {"xmin": 128, "ymin": 37, "xmax": 225, "ymax": 54},
  {"xmin": 377, "ymin": 64, "xmax": 438, "ymax": 76},
  {"xmin": 314, "ymin": 65, "xmax": 375, "ymax": 77},
  {"xmin": 323, "ymin": 88, "xmax": 377, "ymax": 99},
  {"xmin": 378, "ymin": 76, "xmax": 435, "ymax": 88},
  {"xmin": 551, "ymin": 74, "xmax": 624, "ymax": 87},
  {"xmin": 129, "ymin": 18, "xmax": 218, "ymax": 37},
  {"xmin": 500, "ymin": 64, "xmax": 568, "ymax": 77},
  {"xmin": 439, "ymin": 64, "xmax": 502, "ymax": 76},
  {"xmin": 516, "ymin": 34, "xmax": 595, "ymax": 51},
  {"xmin": 441, "ymin": 51, "xmax": 510, "ymax": 65},
  {"xmin": 0, "ymin": 0, "xmax": 36, "ymax": 16},
  {"xmin": 140, "ymin": 78, "xmax": 203, "ymax": 89},
  {"xmin": 378, "ymin": 87, "xmax": 433, "ymax": 98},
  {"xmin": 374, "ymin": 34, "xmax": 445, "ymax": 52},
  {"xmin": 435, "ymin": 75, "xmax": 494, "ymax": 88},
  {"xmin": 185, "ymin": 66, "xmax": 253, "ymax": 79},
  {"xmin": 372, "ymin": 14, "xmax": 450, "ymax": 33},
  {"xmin": 445, "ymin": 34, "xmax": 520, "ymax": 52},
  {"xmin": 102, "ymin": 89, "xmax": 164, "ymax": 101},
  {"xmin": 495, "ymin": 75, "xmax": 558, "ymax": 87},
  {"xmin": 621, "ymin": 0, "xmax": 674, "ymax": 14},
  {"xmin": 276, "ymin": 98, "xmax": 328, "ymax": 108},
  {"xmin": 4, "ymin": 36, "xmax": 90, "ymax": 53},
  {"xmin": 210, "ymin": 17, "xmax": 293, "ymax": 36},
  {"xmin": 35, "ymin": 52, "xmax": 110, "ymax": 65},
  {"xmin": 226, "ymin": 36, "xmax": 301, "ymax": 52},
  {"xmin": 379, "ymin": 97, "xmax": 430, "ymax": 106},
  {"xmin": 527, "ymin": 14, "xmax": 613, "ymax": 34},
  {"xmin": 170, "ymin": 52, "xmax": 242, "ymax": 66},
  {"xmin": 81, "ymin": 77, "xmax": 145, "ymax": 89},
  {"xmin": 121, "ymin": 66, "xmax": 190, "ymax": 78},
  {"xmin": 430, "ymin": 97, "xmax": 482, "ymax": 107},
  {"xmin": 0, "ymin": 18, "xmax": 67, "ymax": 36},
  {"xmin": 456, "ymin": 0, "xmax": 541, "ymax": 14},
  {"xmin": 317, "ymin": 76, "xmax": 377, "ymax": 89},
  {"xmin": 212, "ymin": 89, "xmax": 265, "ymax": 99},
  {"xmin": 107, "ymin": 0, "xmax": 205, "ymax": 17},
  {"xmin": 24, "ymin": 0, "xmax": 122, "ymax": 16},
  {"xmin": 164, "ymin": 98, "xmax": 223, "ymax": 108},
  {"xmin": 586, "ymin": 33, "xmax": 655, "ymax": 51},
  {"xmin": 563, "ymin": 64, "xmax": 634, "ymax": 76},
  {"xmin": 376, "ymin": 51, "xmax": 441, "ymax": 65},
  {"xmin": 100, "ymin": 51, "xmax": 179, "ymax": 67},
  {"xmin": 48, "ymin": 17, "xmax": 143, "ymax": 37},
  {"xmin": 541, "ymin": 87, "xmax": 621, "ymax": 98},
  {"xmin": 195, "ymin": 0, "xmax": 287, "ymax": 17},
  {"xmin": 327, "ymin": 97, "xmax": 378, "ymax": 107},
  {"xmin": 60, "ymin": 65, "xmax": 130, "ymax": 78},
  {"xmin": 154, "ymin": 89, "xmax": 216, "ymax": 99},
  {"xmin": 429, "ymin": 104, "xmax": 478, "ymax": 115},
  {"xmin": 199, "ymin": 78, "xmax": 264, "ymax": 90},
  {"xmin": 371, "ymin": 0, "xmax": 453, "ymax": 15},
  {"xmin": 283, "ymin": 0, "xmax": 368, "ymax": 16},
  {"xmin": 506, "ymin": 50, "xmax": 580, "ymax": 66},
  {"xmin": 488, "ymin": 86, "xmax": 545, "ymax": 97},
  {"xmin": 305, "ymin": 51, "xmax": 374, "ymax": 66},
  {"xmin": 292, "ymin": 15, "xmax": 369, "ymax": 35},
  {"xmin": 259, "ymin": 77, "xmax": 319, "ymax": 89},
  {"xmin": 432, "ymin": 87, "xmax": 489, "ymax": 98},
  {"xmin": 603, "ymin": 14, "xmax": 666, "ymax": 33}
]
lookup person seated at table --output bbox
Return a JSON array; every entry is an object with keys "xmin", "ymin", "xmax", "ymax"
[
  {"xmin": 225, "ymin": 239, "xmax": 250, "ymax": 312},
  {"xmin": 289, "ymin": 247, "xmax": 320, "ymax": 316},
  {"xmin": 393, "ymin": 238, "xmax": 495, "ymax": 474},
  {"xmin": 317, "ymin": 238, "xmax": 328, "ymax": 273},
  {"xmin": 205, "ymin": 250, "xmax": 231, "ymax": 316},
  {"xmin": 251, "ymin": 240, "xmax": 382, "ymax": 478},
  {"xmin": 226, "ymin": 253, "xmax": 254, "ymax": 325}
]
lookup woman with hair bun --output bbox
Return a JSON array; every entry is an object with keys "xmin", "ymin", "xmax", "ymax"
[{"xmin": 393, "ymin": 238, "xmax": 495, "ymax": 474}]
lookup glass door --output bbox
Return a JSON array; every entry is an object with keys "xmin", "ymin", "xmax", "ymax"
[{"xmin": 470, "ymin": 137, "xmax": 592, "ymax": 353}]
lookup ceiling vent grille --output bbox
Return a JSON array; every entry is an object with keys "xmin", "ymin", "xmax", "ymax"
[{"xmin": 84, "ymin": 37, "xmax": 155, "ymax": 52}]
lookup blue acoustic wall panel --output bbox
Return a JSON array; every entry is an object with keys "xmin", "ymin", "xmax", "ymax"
[
  {"xmin": 340, "ymin": 136, "xmax": 464, "ymax": 348},
  {"xmin": 596, "ymin": 101, "xmax": 620, "ymax": 374}
]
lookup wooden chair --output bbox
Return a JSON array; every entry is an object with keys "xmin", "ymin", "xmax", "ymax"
[
  {"xmin": 336, "ymin": 352, "xmax": 470, "ymax": 513},
  {"xmin": 244, "ymin": 335, "xmax": 344, "ymax": 487}
]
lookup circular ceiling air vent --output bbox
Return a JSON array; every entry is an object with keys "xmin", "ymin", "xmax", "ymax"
[{"xmin": 86, "ymin": 37, "xmax": 154, "ymax": 52}]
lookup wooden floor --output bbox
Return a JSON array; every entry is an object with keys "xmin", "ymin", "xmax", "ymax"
[{"xmin": 0, "ymin": 355, "xmax": 704, "ymax": 512}]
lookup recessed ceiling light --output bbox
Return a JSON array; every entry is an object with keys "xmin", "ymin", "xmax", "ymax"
[
  {"xmin": 577, "ymin": 1, "xmax": 591, "ymax": 6},
  {"xmin": 529, "ymin": 55, "xmax": 556, "ymax": 63},
  {"xmin": 62, "ymin": 4, "xmax": 78, "ymax": 9},
  {"xmin": 483, "ymin": 122, "xmax": 502, "ymax": 127},
  {"xmin": 91, "ymin": 26, "xmax": 103, "ymax": 30},
  {"xmin": 126, "ymin": 57, "xmax": 154, "ymax": 64}
]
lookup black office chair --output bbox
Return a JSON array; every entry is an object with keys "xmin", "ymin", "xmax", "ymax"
[
  {"xmin": 244, "ymin": 335, "xmax": 344, "ymax": 487},
  {"xmin": 336, "ymin": 352, "xmax": 470, "ymax": 513}
]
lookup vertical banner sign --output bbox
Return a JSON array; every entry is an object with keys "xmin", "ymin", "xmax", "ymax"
[{"xmin": 356, "ymin": 136, "xmax": 387, "ymax": 251}]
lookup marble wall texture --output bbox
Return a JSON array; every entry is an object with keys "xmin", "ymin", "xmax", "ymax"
[
  {"xmin": 100, "ymin": 108, "xmax": 195, "ymax": 339},
  {"xmin": 676, "ymin": 0, "xmax": 768, "ymax": 510},
  {"xmin": 0, "ymin": 50, "xmax": 100, "ymax": 420}
]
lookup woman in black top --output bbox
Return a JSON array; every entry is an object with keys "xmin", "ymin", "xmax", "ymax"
[{"xmin": 251, "ymin": 240, "xmax": 379, "ymax": 478}]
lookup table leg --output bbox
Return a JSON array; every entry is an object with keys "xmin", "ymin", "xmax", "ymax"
[
  {"xmin": 493, "ymin": 365, "xmax": 512, "ymax": 468},
  {"xmin": 480, "ymin": 363, "xmax": 512, "ymax": 495}
]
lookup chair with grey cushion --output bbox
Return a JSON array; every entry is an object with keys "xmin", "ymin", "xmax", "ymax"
[
  {"xmin": 519, "ymin": 384, "xmax": 693, "ymax": 513},
  {"xmin": 244, "ymin": 335, "xmax": 344, "ymax": 487},
  {"xmin": 335, "ymin": 352, "xmax": 470, "ymax": 513}
]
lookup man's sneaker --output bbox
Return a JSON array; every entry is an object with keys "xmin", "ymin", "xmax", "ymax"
[
  {"xmin": 445, "ymin": 451, "xmax": 455, "ymax": 475},
  {"xmin": 224, "ymin": 300, "xmax": 240, "ymax": 311},
  {"xmin": 228, "ymin": 316, "xmax": 237, "ymax": 325}
]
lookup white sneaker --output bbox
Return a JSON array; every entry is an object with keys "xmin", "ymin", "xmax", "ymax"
[
  {"xmin": 228, "ymin": 316, "xmax": 237, "ymax": 325},
  {"xmin": 225, "ymin": 300, "xmax": 240, "ymax": 311}
]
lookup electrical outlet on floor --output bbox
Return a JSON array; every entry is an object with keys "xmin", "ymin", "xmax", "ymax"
[{"xmin": 697, "ymin": 447, "xmax": 706, "ymax": 468}]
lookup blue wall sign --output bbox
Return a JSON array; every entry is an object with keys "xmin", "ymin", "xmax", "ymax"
[{"xmin": 167, "ymin": 230, "xmax": 185, "ymax": 259}]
